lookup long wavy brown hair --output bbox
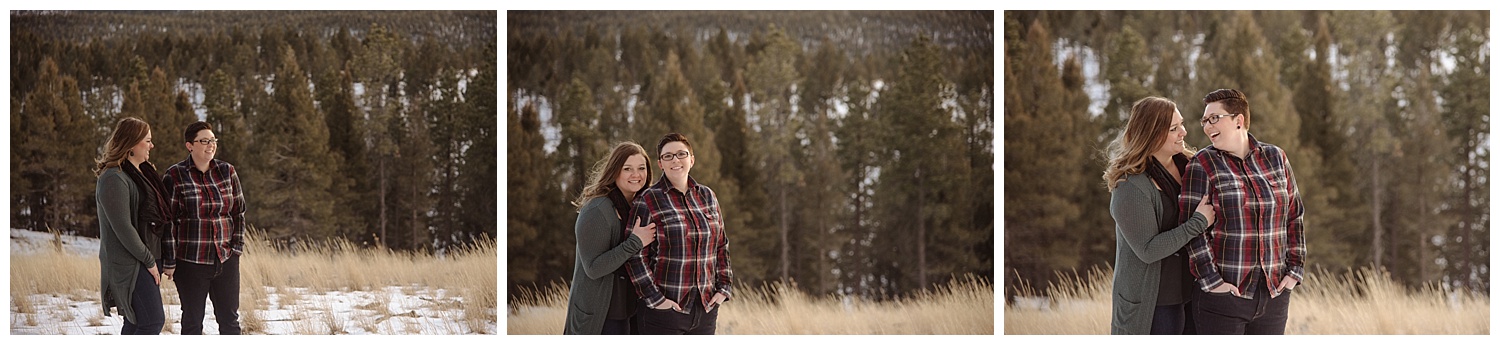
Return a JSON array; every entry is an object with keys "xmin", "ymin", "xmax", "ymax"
[
  {"xmin": 572, "ymin": 141, "xmax": 651, "ymax": 211},
  {"xmin": 93, "ymin": 117, "xmax": 151, "ymax": 176},
  {"xmin": 1102, "ymin": 96, "xmax": 1195, "ymax": 191}
]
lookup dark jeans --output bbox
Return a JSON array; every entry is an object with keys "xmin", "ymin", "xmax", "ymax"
[
  {"xmin": 638, "ymin": 294, "xmax": 718, "ymax": 335},
  {"xmin": 1181, "ymin": 300, "xmax": 1198, "ymax": 334},
  {"xmin": 601, "ymin": 318, "xmax": 631, "ymax": 335},
  {"xmin": 1193, "ymin": 273, "xmax": 1292, "ymax": 335},
  {"xmin": 1150, "ymin": 303, "xmax": 1185, "ymax": 335},
  {"xmin": 121, "ymin": 264, "xmax": 165, "ymax": 335},
  {"xmin": 176, "ymin": 252, "xmax": 242, "ymax": 335}
]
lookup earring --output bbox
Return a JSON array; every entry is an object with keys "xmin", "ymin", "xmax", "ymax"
[
  {"xmin": 1237, "ymin": 126, "xmax": 1241, "ymax": 129},
  {"xmin": 129, "ymin": 151, "xmax": 134, "ymax": 157}
]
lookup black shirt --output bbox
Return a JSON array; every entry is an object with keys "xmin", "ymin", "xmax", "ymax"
[
  {"xmin": 605, "ymin": 187, "xmax": 640, "ymax": 320},
  {"xmin": 1146, "ymin": 153, "xmax": 1192, "ymax": 305}
]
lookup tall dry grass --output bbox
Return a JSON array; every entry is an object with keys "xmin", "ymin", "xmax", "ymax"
[
  {"xmin": 10, "ymin": 228, "xmax": 497, "ymax": 334},
  {"xmin": 10, "ymin": 233, "xmax": 97, "ymax": 309},
  {"xmin": 1003, "ymin": 266, "xmax": 1489, "ymax": 334},
  {"xmin": 507, "ymin": 275, "xmax": 994, "ymax": 334}
]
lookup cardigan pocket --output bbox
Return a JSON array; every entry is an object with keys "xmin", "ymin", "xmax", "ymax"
[
  {"xmin": 569, "ymin": 302, "xmax": 598, "ymax": 330},
  {"xmin": 1111, "ymin": 293, "xmax": 1144, "ymax": 331}
]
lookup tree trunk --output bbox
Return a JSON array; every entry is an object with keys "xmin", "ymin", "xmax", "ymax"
[
  {"xmin": 780, "ymin": 185, "xmax": 790, "ymax": 285},
  {"xmin": 917, "ymin": 167, "xmax": 927, "ymax": 291},
  {"xmin": 412, "ymin": 182, "xmax": 422, "ymax": 251},
  {"xmin": 1371, "ymin": 158, "xmax": 1383, "ymax": 268},
  {"xmin": 1462, "ymin": 165, "xmax": 1475, "ymax": 291},
  {"xmin": 379, "ymin": 158, "xmax": 388, "ymax": 248},
  {"xmin": 1417, "ymin": 156, "xmax": 1431, "ymax": 282}
]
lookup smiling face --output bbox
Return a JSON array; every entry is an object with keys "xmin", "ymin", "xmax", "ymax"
[
  {"xmin": 658, "ymin": 141, "xmax": 694, "ymax": 184},
  {"xmin": 130, "ymin": 129, "xmax": 154, "ymax": 163},
  {"xmin": 1201, "ymin": 101, "xmax": 1243, "ymax": 150},
  {"xmin": 615, "ymin": 154, "xmax": 649, "ymax": 195},
  {"xmin": 188, "ymin": 129, "xmax": 217, "ymax": 164},
  {"xmin": 1156, "ymin": 110, "xmax": 1187, "ymax": 157}
]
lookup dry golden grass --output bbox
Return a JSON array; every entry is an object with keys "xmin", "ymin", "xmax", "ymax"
[
  {"xmin": 10, "ymin": 240, "xmax": 96, "ymax": 306},
  {"xmin": 1004, "ymin": 266, "xmax": 1489, "ymax": 334},
  {"xmin": 10, "ymin": 228, "xmax": 497, "ymax": 334},
  {"xmin": 86, "ymin": 310, "xmax": 105, "ymax": 327},
  {"xmin": 355, "ymin": 309, "xmax": 383, "ymax": 333},
  {"xmin": 507, "ymin": 275, "xmax": 994, "ymax": 334}
]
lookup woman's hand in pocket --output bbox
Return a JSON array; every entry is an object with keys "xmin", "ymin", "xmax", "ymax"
[
  {"xmin": 1207, "ymin": 282, "xmax": 1239, "ymax": 296},
  {"xmin": 652, "ymin": 299, "xmax": 682, "ymax": 312}
]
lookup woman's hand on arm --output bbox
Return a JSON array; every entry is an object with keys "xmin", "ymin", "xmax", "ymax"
[
  {"xmin": 1195, "ymin": 195, "xmax": 1216, "ymax": 225},
  {"xmin": 630, "ymin": 217, "xmax": 656, "ymax": 247}
]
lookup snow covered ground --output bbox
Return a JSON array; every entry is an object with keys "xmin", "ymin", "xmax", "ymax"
[{"xmin": 10, "ymin": 229, "xmax": 495, "ymax": 334}]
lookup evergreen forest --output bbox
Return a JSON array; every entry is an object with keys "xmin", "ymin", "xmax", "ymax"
[
  {"xmin": 507, "ymin": 10, "xmax": 995, "ymax": 301},
  {"xmin": 10, "ymin": 10, "xmax": 498, "ymax": 252},
  {"xmin": 1004, "ymin": 10, "xmax": 1489, "ymax": 299}
]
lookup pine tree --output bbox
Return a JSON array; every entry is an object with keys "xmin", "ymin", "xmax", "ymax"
[
  {"xmin": 1003, "ymin": 17, "xmax": 1092, "ymax": 291},
  {"xmin": 250, "ymin": 46, "xmax": 339, "ymax": 241},
  {"xmin": 316, "ymin": 67, "xmax": 369, "ymax": 242},
  {"xmin": 556, "ymin": 77, "xmax": 606, "ymax": 204},
  {"xmin": 744, "ymin": 24, "xmax": 803, "ymax": 285},
  {"xmin": 874, "ymin": 34, "xmax": 970, "ymax": 292},
  {"xmin": 507, "ymin": 102, "xmax": 570, "ymax": 292},
  {"xmin": 13, "ymin": 58, "xmax": 96, "ymax": 234},
  {"xmin": 1103, "ymin": 25, "xmax": 1156, "ymax": 130},
  {"xmin": 713, "ymin": 68, "xmax": 776, "ymax": 288},
  {"xmin": 785, "ymin": 37, "xmax": 850, "ymax": 295},
  {"xmin": 354, "ymin": 23, "xmax": 406, "ymax": 247},
  {"xmin": 459, "ymin": 44, "xmax": 499, "ymax": 242},
  {"xmin": 1438, "ymin": 21, "xmax": 1489, "ymax": 292}
]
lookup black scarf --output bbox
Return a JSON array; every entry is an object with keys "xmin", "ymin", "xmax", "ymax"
[
  {"xmin": 1144, "ymin": 155, "xmax": 1184, "ymax": 199},
  {"xmin": 121, "ymin": 160, "xmax": 171, "ymax": 237},
  {"xmin": 605, "ymin": 185, "xmax": 638, "ymax": 229}
]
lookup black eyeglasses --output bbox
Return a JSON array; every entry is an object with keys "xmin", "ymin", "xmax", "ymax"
[
  {"xmin": 1200, "ymin": 113, "xmax": 1239, "ymax": 125},
  {"xmin": 191, "ymin": 138, "xmax": 221, "ymax": 146},
  {"xmin": 660, "ymin": 150, "xmax": 691, "ymax": 161}
]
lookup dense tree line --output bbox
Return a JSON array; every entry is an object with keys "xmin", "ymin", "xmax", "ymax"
[
  {"xmin": 10, "ymin": 10, "xmax": 498, "ymax": 252},
  {"xmin": 1004, "ymin": 11, "xmax": 1489, "ymax": 297},
  {"xmin": 507, "ymin": 11, "xmax": 994, "ymax": 301}
]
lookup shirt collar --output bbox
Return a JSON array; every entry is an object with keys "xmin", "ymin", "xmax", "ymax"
[
  {"xmin": 652, "ymin": 175, "xmax": 699, "ymax": 195},
  {"xmin": 180, "ymin": 155, "xmax": 219, "ymax": 175}
]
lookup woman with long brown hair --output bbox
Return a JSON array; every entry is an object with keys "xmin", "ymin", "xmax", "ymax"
[
  {"xmin": 563, "ymin": 141, "xmax": 658, "ymax": 334},
  {"xmin": 1103, "ymin": 97, "xmax": 1216, "ymax": 334},
  {"xmin": 94, "ymin": 117, "xmax": 171, "ymax": 335}
]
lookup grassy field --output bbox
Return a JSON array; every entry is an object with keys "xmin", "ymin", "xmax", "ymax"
[
  {"xmin": 1004, "ymin": 266, "xmax": 1489, "ymax": 334},
  {"xmin": 10, "ymin": 228, "xmax": 496, "ymax": 334},
  {"xmin": 508, "ymin": 276, "xmax": 994, "ymax": 334}
]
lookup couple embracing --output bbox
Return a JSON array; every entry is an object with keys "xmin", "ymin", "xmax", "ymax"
[
  {"xmin": 562, "ymin": 132, "xmax": 732, "ymax": 335},
  {"xmin": 1105, "ymin": 89, "xmax": 1307, "ymax": 335}
]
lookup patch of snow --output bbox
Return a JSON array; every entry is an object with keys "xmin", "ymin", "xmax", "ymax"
[{"xmin": 11, "ymin": 228, "xmax": 99, "ymax": 257}]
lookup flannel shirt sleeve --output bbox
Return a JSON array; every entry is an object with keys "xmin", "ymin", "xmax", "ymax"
[
  {"xmin": 1279, "ymin": 150, "xmax": 1307, "ymax": 284},
  {"xmin": 1182, "ymin": 154, "xmax": 1226, "ymax": 291},
  {"xmin": 624, "ymin": 193, "xmax": 666, "ymax": 308},
  {"xmin": 708, "ymin": 188, "xmax": 733, "ymax": 301},
  {"xmin": 227, "ymin": 165, "xmax": 247, "ymax": 254}
]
